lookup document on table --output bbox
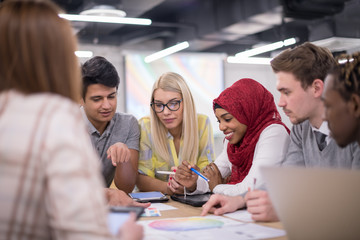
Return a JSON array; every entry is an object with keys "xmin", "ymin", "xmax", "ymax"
[
  {"xmin": 224, "ymin": 209, "xmax": 253, "ymax": 222},
  {"xmin": 141, "ymin": 203, "xmax": 178, "ymax": 217},
  {"xmin": 149, "ymin": 203, "xmax": 177, "ymax": 211},
  {"xmin": 139, "ymin": 215, "xmax": 286, "ymax": 240}
]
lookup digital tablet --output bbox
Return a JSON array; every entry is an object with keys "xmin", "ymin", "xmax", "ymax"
[
  {"xmin": 171, "ymin": 193, "xmax": 212, "ymax": 207},
  {"xmin": 128, "ymin": 191, "xmax": 169, "ymax": 203},
  {"xmin": 108, "ymin": 206, "xmax": 144, "ymax": 235}
]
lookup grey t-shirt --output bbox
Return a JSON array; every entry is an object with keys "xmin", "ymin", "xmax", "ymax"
[
  {"xmin": 85, "ymin": 112, "xmax": 140, "ymax": 187},
  {"xmin": 282, "ymin": 120, "xmax": 360, "ymax": 169}
]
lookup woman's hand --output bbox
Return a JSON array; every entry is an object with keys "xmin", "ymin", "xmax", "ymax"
[
  {"xmin": 166, "ymin": 175, "xmax": 185, "ymax": 195},
  {"xmin": 174, "ymin": 160, "xmax": 198, "ymax": 192},
  {"xmin": 202, "ymin": 163, "xmax": 224, "ymax": 191}
]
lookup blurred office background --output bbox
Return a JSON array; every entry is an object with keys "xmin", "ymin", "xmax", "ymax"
[{"xmin": 37, "ymin": 0, "xmax": 360, "ymax": 154}]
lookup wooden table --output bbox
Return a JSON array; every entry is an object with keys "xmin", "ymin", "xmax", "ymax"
[{"xmin": 140, "ymin": 199, "xmax": 287, "ymax": 240}]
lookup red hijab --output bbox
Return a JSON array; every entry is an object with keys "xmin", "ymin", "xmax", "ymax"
[{"xmin": 213, "ymin": 78, "xmax": 289, "ymax": 184}]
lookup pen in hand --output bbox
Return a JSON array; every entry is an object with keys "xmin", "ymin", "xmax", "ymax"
[
  {"xmin": 156, "ymin": 170, "xmax": 175, "ymax": 175},
  {"xmin": 190, "ymin": 167, "xmax": 209, "ymax": 182}
]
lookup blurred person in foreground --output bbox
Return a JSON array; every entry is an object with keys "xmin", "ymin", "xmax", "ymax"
[{"xmin": 0, "ymin": 0, "xmax": 143, "ymax": 239}]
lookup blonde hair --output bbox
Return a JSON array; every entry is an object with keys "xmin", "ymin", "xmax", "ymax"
[
  {"xmin": 0, "ymin": 0, "xmax": 81, "ymax": 101},
  {"xmin": 150, "ymin": 72, "xmax": 199, "ymax": 165}
]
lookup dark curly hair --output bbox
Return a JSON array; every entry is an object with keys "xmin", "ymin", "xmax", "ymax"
[{"xmin": 328, "ymin": 52, "xmax": 360, "ymax": 101}]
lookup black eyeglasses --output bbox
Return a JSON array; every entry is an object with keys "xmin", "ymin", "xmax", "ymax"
[{"xmin": 151, "ymin": 99, "xmax": 183, "ymax": 113}]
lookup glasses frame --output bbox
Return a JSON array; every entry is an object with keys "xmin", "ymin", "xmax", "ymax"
[{"xmin": 150, "ymin": 99, "xmax": 183, "ymax": 113}]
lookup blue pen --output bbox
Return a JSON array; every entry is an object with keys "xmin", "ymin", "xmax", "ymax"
[{"xmin": 190, "ymin": 167, "xmax": 209, "ymax": 182}]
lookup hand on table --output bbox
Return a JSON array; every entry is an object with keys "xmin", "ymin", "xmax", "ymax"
[
  {"xmin": 245, "ymin": 189, "xmax": 279, "ymax": 222},
  {"xmin": 106, "ymin": 188, "xmax": 151, "ymax": 208},
  {"xmin": 201, "ymin": 194, "xmax": 245, "ymax": 216}
]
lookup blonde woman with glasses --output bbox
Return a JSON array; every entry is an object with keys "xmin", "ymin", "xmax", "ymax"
[{"xmin": 136, "ymin": 72, "xmax": 216, "ymax": 195}]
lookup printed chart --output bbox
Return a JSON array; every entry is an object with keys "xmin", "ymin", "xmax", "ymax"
[{"xmin": 139, "ymin": 215, "xmax": 286, "ymax": 240}]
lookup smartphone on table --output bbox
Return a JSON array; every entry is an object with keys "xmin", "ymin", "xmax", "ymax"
[{"xmin": 128, "ymin": 191, "xmax": 169, "ymax": 203}]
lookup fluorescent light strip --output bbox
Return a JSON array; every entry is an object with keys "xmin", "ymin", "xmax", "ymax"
[
  {"xmin": 59, "ymin": 14, "xmax": 152, "ymax": 26},
  {"xmin": 144, "ymin": 41, "xmax": 190, "ymax": 63},
  {"xmin": 75, "ymin": 51, "xmax": 93, "ymax": 58},
  {"xmin": 235, "ymin": 37, "xmax": 297, "ymax": 58},
  {"xmin": 227, "ymin": 56, "xmax": 272, "ymax": 65},
  {"xmin": 283, "ymin": 38, "xmax": 296, "ymax": 46},
  {"xmin": 338, "ymin": 58, "xmax": 354, "ymax": 64}
]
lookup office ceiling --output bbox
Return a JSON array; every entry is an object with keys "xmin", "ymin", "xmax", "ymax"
[{"xmin": 51, "ymin": 0, "xmax": 360, "ymax": 56}]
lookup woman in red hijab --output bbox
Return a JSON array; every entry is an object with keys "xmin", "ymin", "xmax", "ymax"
[{"xmin": 175, "ymin": 78, "xmax": 289, "ymax": 196}]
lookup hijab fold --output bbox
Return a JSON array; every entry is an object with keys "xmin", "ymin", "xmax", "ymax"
[{"xmin": 213, "ymin": 78, "xmax": 289, "ymax": 184}]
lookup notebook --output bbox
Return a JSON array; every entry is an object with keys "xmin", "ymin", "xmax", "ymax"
[{"xmin": 261, "ymin": 166, "xmax": 360, "ymax": 240}]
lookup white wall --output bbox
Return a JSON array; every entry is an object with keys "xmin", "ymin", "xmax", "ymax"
[
  {"xmin": 78, "ymin": 43, "xmax": 293, "ymax": 156},
  {"xmin": 78, "ymin": 44, "xmax": 126, "ymax": 112},
  {"xmin": 224, "ymin": 62, "xmax": 292, "ymax": 128}
]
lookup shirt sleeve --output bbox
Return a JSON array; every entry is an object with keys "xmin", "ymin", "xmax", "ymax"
[
  {"xmin": 196, "ymin": 115, "xmax": 216, "ymax": 170},
  {"xmin": 124, "ymin": 115, "xmax": 140, "ymax": 151},
  {"xmin": 281, "ymin": 122, "xmax": 306, "ymax": 167},
  {"xmin": 214, "ymin": 139, "xmax": 232, "ymax": 178},
  {"xmin": 350, "ymin": 142, "xmax": 360, "ymax": 169},
  {"xmin": 138, "ymin": 117, "xmax": 156, "ymax": 178},
  {"xmin": 213, "ymin": 124, "xmax": 290, "ymax": 196}
]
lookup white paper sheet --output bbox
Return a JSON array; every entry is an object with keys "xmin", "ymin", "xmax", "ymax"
[
  {"xmin": 224, "ymin": 209, "xmax": 253, "ymax": 222},
  {"xmin": 139, "ymin": 215, "xmax": 286, "ymax": 240},
  {"xmin": 149, "ymin": 203, "xmax": 177, "ymax": 211}
]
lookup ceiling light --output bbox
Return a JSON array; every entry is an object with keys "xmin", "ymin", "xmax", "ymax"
[
  {"xmin": 144, "ymin": 41, "xmax": 190, "ymax": 63},
  {"xmin": 235, "ymin": 37, "xmax": 297, "ymax": 58},
  {"xmin": 312, "ymin": 37, "xmax": 360, "ymax": 52},
  {"xmin": 60, "ymin": 4, "xmax": 151, "ymax": 26},
  {"xmin": 80, "ymin": 5, "xmax": 126, "ymax": 17},
  {"xmin": 283, "ymin": 38, "xmax": 296, "ymax": 46},
  {"xmin": 75, "ymin": 51, "xmax": 93, "ymax": 58},
  {"xmin": 338, "ymin": 58, "xmax": 354, "ymax": 64},
  {"xmin": 59, "ymin": 14, "xmax": 151, "ymax": 26},
  {"xmin": 227, "ymin": 56, "xmax": 272, "ymax": 65}
]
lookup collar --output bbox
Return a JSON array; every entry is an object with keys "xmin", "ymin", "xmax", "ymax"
[
  {"xmin": 310, "ymin": 121, "xmax": 330, "ymax": 136},
  {"xmin": 310, "ymin": 121, "xmax": 331, "ymax": 145},
  {"xmin": 166, "ymin": 131, "xmax": 173, "ymax": 140},
  {"xmin": 80, "ymin": 106, "xmax": 113, "ymax": 137}
]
